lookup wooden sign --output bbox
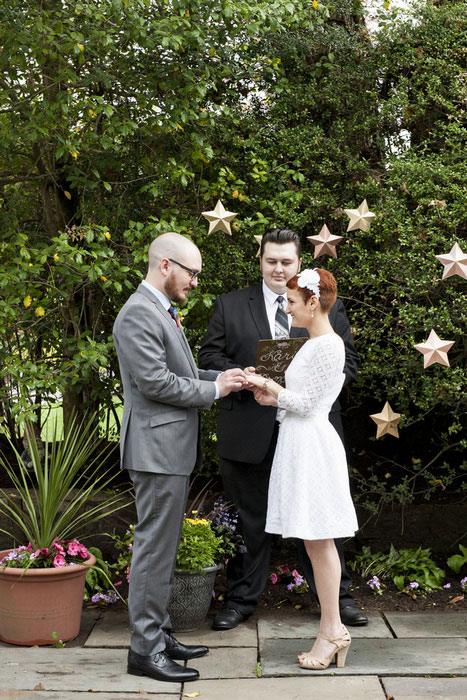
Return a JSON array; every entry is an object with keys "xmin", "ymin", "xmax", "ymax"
[{"xmin": 255, "ymin": 338, "xmax": 308, "ymax": 387}]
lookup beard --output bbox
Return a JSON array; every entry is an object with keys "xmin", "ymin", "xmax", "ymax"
[{"xmin": 164, "ymin": 271, "xmax": 188, "ymax": 304}]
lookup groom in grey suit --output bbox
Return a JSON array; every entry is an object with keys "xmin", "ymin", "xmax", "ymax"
[{"xmin": 113, "ymin": 233, "xmax": 245, "ymax": 683}]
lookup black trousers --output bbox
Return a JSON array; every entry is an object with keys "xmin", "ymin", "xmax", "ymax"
[{"xmin": 219, "ymin": 415, "xmax": 354, "ymax": 617}]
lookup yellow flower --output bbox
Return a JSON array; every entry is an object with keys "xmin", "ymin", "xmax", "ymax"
[
  {"xmin": 312, "ymin": 0, "xmax": 318, "ymax": 8},
  {"xmin": 100, "ymin": 275, "xmax": 107, "ymax": 282},
  {"xmin": 69, "ymin": 150, "xmax": 79, "ymax": 159},
  {"xmin": 35, "ymin": 306, "xmax": 45, "ymax": 317},
  {"xmin": 64, "ymin": 191, "xmax": 72, "ymax": 200},
  {"xmin": 88, "ymin": 109, "xmax": 96, "ymax": 117},
  {"xmin": 53, "ymin": 253, "xmax": 59, "ymax": 262},
  {"xmin": 77, "ymin": 43, "xmax": 84, "ymax": 52},
  {"xmin": 238, "ymin": 194, "xmax": 245, "ymax": 201},
  {"xmin": 185, "ymin": 9, "xmax": 190, "ymax": 16},
  {"xmin": 232, "ymin": 189, "xmax": 239, "ymax": 198},
  {"xmin": 103, "ymin": 231, "xmax": 111, "ymax": 240},
  {"xmin": 23, "ymin": 295, "xmax": 32, "ymax": 308}
]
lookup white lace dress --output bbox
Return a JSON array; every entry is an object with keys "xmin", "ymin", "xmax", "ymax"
[{"xmin": 265, "ymin": 333, "xmax": 358, "ymax": 541}]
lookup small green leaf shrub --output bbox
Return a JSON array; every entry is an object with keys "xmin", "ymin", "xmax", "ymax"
[
  {"xmin": 447, "ymin": 545, "xmax": 467, "ymax": 575},
  {"xmin": 349, "ymin": 545, "xmax": 445, "ymax": 592}
]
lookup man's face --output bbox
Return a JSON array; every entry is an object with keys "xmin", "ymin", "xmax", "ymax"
[
  {"xmin": 259, "ymin": 242, "xmax": 301, "ymax": 294},
  {"xmin": 164, "ymin": 253, "xmax": 201, "ymax": 303}
]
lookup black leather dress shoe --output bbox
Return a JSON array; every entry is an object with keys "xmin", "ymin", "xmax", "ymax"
[
  {"xmin": 127, "ymin": 649, "xmax": 199, "ymax": 682},
  {"xmin": 212, "ymin": 608, "xmax": 247, "ymax": 630},
  {"xmin": 340, "ymin": 602, "xmax": 368, "ymax": 626},
  {"xmin": 164, "ymin": 632, "xmax": 208, "ymax": 660}
]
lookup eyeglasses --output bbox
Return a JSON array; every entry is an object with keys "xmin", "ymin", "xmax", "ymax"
[{"xmin": 168, "ymin": 258, "xmax": 200, "ymax": 280}]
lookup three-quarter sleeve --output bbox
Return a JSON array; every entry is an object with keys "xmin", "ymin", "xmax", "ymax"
[{"xmin": 277, "ymin": 337, "xmax": 344, "ymax": 417}]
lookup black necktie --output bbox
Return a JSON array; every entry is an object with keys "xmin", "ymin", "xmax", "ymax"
[{"xmin": 275, "ymin": 296, "xmax": 289, "ymax": 339}]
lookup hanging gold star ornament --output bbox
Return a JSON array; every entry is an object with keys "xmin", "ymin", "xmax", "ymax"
[
  {"xmin": 435, "ymin": 242, "xmax": 467, "ymax": 280},
  {"xmin": 370, "ymin": 401, "xmax": 402, "ymax": 439},
  {"xmin": 307, "ymin": 224, "xmax": 343, "ymax": 259},
  {"xmin": 344, "ymin": 199, "xmax": 375, "ymax": 232},
  {"xmin": 414, "ymin": 329, "xmax": 455, "ymax": 368},
  {"xmin": 254, "ymin": 235, "xmax": 263, "ymax": 258},
  {"xmin": 201, "ymin": 199, "xmax": 237, "ymax": 235}
]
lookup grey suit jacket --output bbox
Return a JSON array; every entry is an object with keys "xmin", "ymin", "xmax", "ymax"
[{"xmin": 113, "ymin": 284, "xmax": 218, "ymax": 476}]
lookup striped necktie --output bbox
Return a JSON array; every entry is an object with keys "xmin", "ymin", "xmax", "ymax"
[
  {"xmin": 168, "ymin": 305, "xmax": 182, "ymax": 332},
  {"xmin": 275, "ymin": 296, "xmax": 289, "ymax": 339}
]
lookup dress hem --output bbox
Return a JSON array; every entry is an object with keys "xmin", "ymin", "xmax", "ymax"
[{"xmin": 265, "ymin": 527, "xmax": 357, "ymax": 541}]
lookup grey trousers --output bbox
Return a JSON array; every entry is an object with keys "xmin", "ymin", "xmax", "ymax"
[{"xmin": 127, "ymin": 469, "xmax": 190, "ymax": 655}]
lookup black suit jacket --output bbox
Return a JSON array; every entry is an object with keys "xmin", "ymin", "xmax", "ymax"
[{"xmin": 198, "ymin": 283, "xmax": 359, "ymax": 464}]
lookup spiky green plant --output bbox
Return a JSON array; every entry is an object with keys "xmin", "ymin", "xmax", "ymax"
[{"xmin": 0, "ymin": 415, "xmax": 131, "ymax": 549}]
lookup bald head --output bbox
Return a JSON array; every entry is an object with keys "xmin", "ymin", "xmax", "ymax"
[
  {"xmin": 148, "ymin": 233, "xmax": 200, "ymax": 271},
  {"xmin": 146, "ymin": 233, "xmax": 202, "ymax": 303}
]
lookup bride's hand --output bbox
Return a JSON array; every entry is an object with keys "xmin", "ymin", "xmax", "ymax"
[
  {"xmin": 254, "ymin": 388, "xmax": 278, "ymax": 407},
  {"xmin": 243, "ymin": 366, "xmax": 258, "ymax": 391},
  {"xmin": 245, "ymin": 373, "xmax": 268, "ymax": 389}
]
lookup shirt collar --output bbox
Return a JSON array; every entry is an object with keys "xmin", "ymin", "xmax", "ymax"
[
  {"xmin": 141, "ymin": 279, "xmax": 171, "ymax": 310},
  {"xmin": 262, "ymin": 280, "xmax": 287, "ymax": 307}
]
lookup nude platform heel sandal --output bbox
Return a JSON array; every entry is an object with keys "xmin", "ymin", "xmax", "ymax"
[{"xmin": 298, "ymin": 625, "xmax": 351, "ymax": 670}]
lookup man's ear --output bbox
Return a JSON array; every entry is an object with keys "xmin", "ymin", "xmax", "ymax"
[{"xmin": 159, "ymin": 257, "xmax": 170, "ymax": 277}]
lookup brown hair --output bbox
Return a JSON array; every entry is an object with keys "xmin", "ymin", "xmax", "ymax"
[
  {"xmin": 286, "ymin": 268, "xmax": 337, "ymax": 312},
  {"xmin": 260, "ymin": 228, "xmax": 301, "ymax": 258}
]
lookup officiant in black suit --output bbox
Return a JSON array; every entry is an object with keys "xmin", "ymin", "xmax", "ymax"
[{"xmin": 198, "ymin": 227, "xmax": 367, "ymax": 629}]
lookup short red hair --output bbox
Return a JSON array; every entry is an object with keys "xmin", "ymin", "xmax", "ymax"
[{"xmin": 286, "ymin": 268, "xmax": 337, "ymax": 312}]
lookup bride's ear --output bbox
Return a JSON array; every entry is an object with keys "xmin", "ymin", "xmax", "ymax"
[{"xmin": 308, "ymin": 295, "xmax": 319, "ymax": 313}]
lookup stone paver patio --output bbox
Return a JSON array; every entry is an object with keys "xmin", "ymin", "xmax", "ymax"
[{"xmin": 0, "ymin": 608, "xmax": 466, "ymax": 699}]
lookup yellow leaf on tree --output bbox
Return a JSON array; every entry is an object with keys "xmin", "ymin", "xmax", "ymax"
[
  {"xmin": 176, "ymin": 123, "xmax": 184, "ymax": 131},
  {"xmin": 69, "ymin": 150, "xmax": 79, "ymax": 159},
  {"xmin": 232, "ymin": 189, "xmax": 239, "ymax": 198},
  {"xmin": 64, "ymin": 191, "xmax": 72, "ymax": 200},
  {"xmin": 77, "ymin": 43, "xmax": 84, "ymax": 51},
  {"xmin": 53, "ymin": 254, "xmax": 59, "ymax": 262},
  {"xmin": 185, "ymin": 10, "xmax": 190, "ymax": 17},
  {"xmin": 35, "ymin": 306, "xmax": 45, "ymax": 317},
  {"xmin": 100, "ymin": 276, "xmax": 107, "ymax": 282},
  {"xmin": 103, "ymin": 231, "xmax": 111, "ymax": 240},
  {"xmin": 23, "ymin": 295, "xmax": 32, "ymax": 308},
  {"xmin": 238, "ymin": 194, "xmax": 245, "ymax": 201}
]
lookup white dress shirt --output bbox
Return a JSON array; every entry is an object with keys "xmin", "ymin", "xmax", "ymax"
[{"xmin": 262, "ymin": 280, "xmax": 292, "ymax": 337}]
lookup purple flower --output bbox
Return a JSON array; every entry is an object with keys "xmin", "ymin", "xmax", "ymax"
[
  {"xmin": 286, "ymin": 582, "xmax": 294, "ymax": 591},
  {"xmin": 367, "ymin": 575, "xmax": 384, "ymax": 594},
  {"xmin": 367, "ymin": 575, "xmax": 381, "ymax": 589},
  {"xmin": 460, "ymin": 577, "xmax": 467, "ymax": 592},
  {"xmin": 408, "ymin": 582, "xmax": 419, "ymax": 590},
  {"xmin": 91, "ymin": 590, "xmax": 118, "ymax": 605},
  {"xmin": 443, "ymin": 583, "xmax": 451, "ymax": 589}
]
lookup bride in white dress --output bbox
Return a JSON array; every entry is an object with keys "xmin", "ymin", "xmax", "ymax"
[{"xmin": 246, "ymin": 268, "xmax": 358, "ymax": 671}]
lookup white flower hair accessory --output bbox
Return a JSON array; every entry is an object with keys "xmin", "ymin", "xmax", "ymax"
[{"xmin": 297, "ymin": 268, "xmax": 321, "ymax": 298}]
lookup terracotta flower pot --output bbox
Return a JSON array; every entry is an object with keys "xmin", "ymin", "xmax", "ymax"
[
  {"xmin": 0, "ymin": 548, "xmax": 96, "ymax": 646},
  {"xmin": 168, "ymin": 563, "xmax": 221, "ymax": 632}
]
